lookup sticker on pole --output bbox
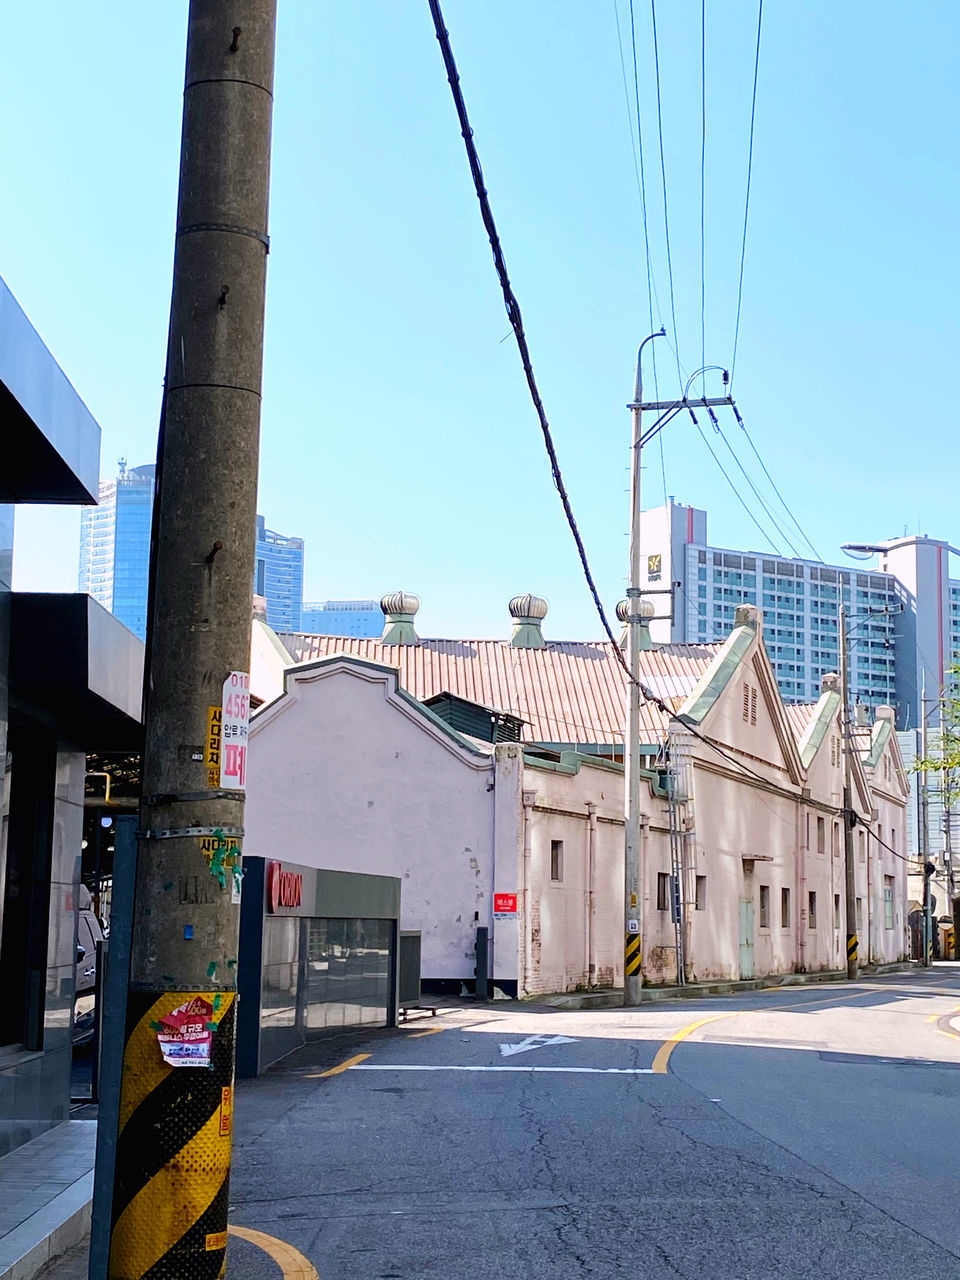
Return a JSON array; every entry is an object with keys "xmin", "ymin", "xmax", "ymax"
[
  {"xmin": 494, "ymin": 892, "xmax": 518, "ymax": 919},
  {"xmin": 156, "ymin": 997, "xmax": 215, "ymax": 1068},
  {"xmin": 220, "ymin": 671, "xmax": 250, "ymax": 790},
  {"xmin": 205, "ymin": 705, "xmax": 221, "ymax": 788}
]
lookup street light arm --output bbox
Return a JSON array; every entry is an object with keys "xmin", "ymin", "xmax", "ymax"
[{"xmin": 634, "ymin": 328, "xmax": 666, "ymax": 402}]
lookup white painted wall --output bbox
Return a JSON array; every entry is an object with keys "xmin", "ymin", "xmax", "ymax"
[
  {"xmin": 247, "ymin": 659, "xmax": 495, "ymax": 982},
  {"xmin": 519, "ymin": 755, "xmax": 625, "ymax": 996},
  {"xmin": 247, "ymin": 632, "xmax": 908, "ymax": 1001}
]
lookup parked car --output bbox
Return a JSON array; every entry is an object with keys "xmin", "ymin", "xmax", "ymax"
[{"xmin": 73, "ymin": 885, "xmax": 104, "ymax": 1046}]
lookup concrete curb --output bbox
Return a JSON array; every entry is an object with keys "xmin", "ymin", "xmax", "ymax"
[{"xmin": 0, "ymin": 1173, "xmax": 92, "ymax": 1280}]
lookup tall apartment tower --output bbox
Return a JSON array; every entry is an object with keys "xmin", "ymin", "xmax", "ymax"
[
  {"xmin": 640, "ymin": 500, "xmax": 960, "ymax": 861},
  {"xmin": 78, "ymin": 459, "xmax": 155, "ymax": 640},
  {"xmin": 254, "ymin": 514, "xmax": 304, "ymax": 632},
  {"xmin": 639, "ymin": 499, "xmax": 958, "ymax": 730}
]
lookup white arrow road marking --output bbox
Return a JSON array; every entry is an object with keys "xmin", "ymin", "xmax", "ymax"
[{"xmin": 499, "ymin": 1034, "xmax": 578, "ymax": 1058}]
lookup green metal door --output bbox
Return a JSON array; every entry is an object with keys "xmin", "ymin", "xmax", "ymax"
[{"xmin": 739, "ymin": 899, "xmax": 755, "ymax": 979}]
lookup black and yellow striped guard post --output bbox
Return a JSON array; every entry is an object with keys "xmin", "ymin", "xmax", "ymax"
[
  {"xmin": 846, "ymin": 934, "xmax": 858, "ymax": 962},
  {"xmin": 108, "ymin": 991, "xmax": 236, "ymax": 1280},
  {"xmin": 625, "ymin": 933, "xmax": 642, "ymax": 977}
]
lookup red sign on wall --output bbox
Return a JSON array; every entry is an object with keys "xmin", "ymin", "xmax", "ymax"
[
  {"xmin": 267, "ymin": 861, "xmax": 303, "ymax": 913},
  {"xmin": 493, "ymin": 893, "xmax": 518, "ymax": 915}
]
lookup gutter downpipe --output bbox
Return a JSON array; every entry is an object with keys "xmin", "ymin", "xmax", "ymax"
[
  {"xmin": 586, "ymin": 802, "xmax": 597, "ymax": 986},
  {"xmin": 796, "ymin": 797, "xmax": 807, "ymax": 972},
  {"xmin": 522, "ymin": 789, "xmax": 536, "ymax": 996}
]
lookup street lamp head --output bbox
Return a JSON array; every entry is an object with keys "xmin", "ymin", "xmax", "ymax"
[{"xmin": 841, "ymin": 543, "xmax": 887, "ymax": 560}]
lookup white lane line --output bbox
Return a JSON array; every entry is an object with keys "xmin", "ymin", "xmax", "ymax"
[{"xmin": 352, "ymin": 1064, "xmax": 655, "ymax": 1074}]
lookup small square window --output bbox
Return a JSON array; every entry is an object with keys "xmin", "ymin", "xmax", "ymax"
[
  {"xmin": 759, "ymin": 884, "xmax": 770, "ymax": 929},
  {"xmin": 550, "ymin": 840, "xmax": 563, "ymax": 883},
  {"xmin": 695, "ymin": 875, "xmax": 707, "ymax": 911},
  {"xmin": 808, "ymin": 891, "xmax": 817, "ymax": 929},
  {"xmin": 657, "ymin": 873, "xmax": 670, "ymax": 911},
  {"xmin": 781, "ymin": 887, "xmax": 791, "ymax": 929}
]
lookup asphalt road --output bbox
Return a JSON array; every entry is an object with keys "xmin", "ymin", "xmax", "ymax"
[{"xmin": 226, "ymin": 965, "xmax": 960, "ymax": 1280}]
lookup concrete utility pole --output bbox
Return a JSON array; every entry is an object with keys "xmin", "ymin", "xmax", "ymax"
[
  {"xmin": 623, "ymin": 349, "xmax": 740, "ymax": 1005},
  {"xmin": 103, "ymin": 5, "xmax": 276, "ymax": 1277},
  {"xmin": 940, "ymin": 700, "xmax": 955, "ymax": 941},
  {"xmin": 920, "ymin": 679, "xmax": 931, "ymax": 964},
  {"xmin": 624, "ymin": 331, "xmax": 662, "ymax": 1006},
  {"xmin": 838, "ymin": 603, "xmax": 859, "ymax": 979}
]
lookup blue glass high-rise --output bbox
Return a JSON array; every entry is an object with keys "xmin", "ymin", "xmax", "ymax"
[
  {"xmin": 254, "ymin": 514, "xmax": 304, "ymax": 632},
  {"xmin": 79, "ymin": 461, "xmax": 155, "ymax": 640},
  {"xmin": 80, "ymin": 463, "xmax": 306, "ymax": 638}
]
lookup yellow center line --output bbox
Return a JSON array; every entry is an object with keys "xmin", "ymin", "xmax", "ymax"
[
  {"xmin": 408, "ymin": 1025, "xmax": 446, "ymax": 1038},
  {"xmin": 652, "ymin": 1014, "xmax": 737, "ymax": 1074},
  {"xmin": 651, "ymin": 986, "xmax": 886, "ymax": 1076},
  {"xmin": 306, "ymin": 1053, "xmax": 370, "ymax": 1079},
  {"xmin": 229, "ymin": 1225, "xmax": 319, "ymax": 1280}
]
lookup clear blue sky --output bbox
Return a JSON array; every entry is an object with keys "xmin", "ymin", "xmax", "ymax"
[{"xmin": 7, "ymin": 2, "xmax": 958, "ymax": 637}]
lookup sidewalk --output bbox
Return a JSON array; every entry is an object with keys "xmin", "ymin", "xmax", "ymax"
[
  {"xmin": 541, "ymin": 960, "xmax": 917, "ymax": 1010},
  {"xmin": 0, "ymin": 1121, "xmax": 96, "ymax": 1280}
]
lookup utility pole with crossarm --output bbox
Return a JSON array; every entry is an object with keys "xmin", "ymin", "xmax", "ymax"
[{"xmin": 624, "ymin": 345, "xmax": 742, "ymax": 1004}]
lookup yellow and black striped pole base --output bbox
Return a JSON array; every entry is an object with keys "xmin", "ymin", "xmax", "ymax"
[
  {"xmin": 846, "ymin": 934, "xmax": 858, "ymax": 963},
  {"xmin": 625, "ymin": 933, "xmax": 642, "ymax": 979},
  {"xmin": 108, "ymin": 992, "xmax": 236, "ymax": 1280}
]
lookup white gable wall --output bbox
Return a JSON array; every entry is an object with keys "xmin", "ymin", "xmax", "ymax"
[{"xmin": 247, "ymin": 662, "xmax": 495, "ymax": 982}]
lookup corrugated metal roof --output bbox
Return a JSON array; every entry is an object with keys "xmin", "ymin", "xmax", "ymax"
[
  {"xmin": 279, "ymin": 634, "xmax": 721, "ymax": 745},
  {"xmin": 784, "ymin": 702, "xmax": 819, "ymax": 742}
]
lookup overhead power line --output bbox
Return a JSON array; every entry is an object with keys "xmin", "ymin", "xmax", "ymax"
[
  {"xmin": 732, "ymin": 407, "xmax": 824, "ymax": 562},
  {"xmin": 613, "ymin": 0, "xmax": 668, "ymax": 505},
  {"xmin": 649, "ymin": 0, "xmax": 683, "ymax": 390},
  {"xmin": 427, "ymin": 0, "xmax": 633, "ymax": 682},
  {"xmin": 700, "ymin": 0, "xmax": 706, "ymax": 384},
  {"xmin": 711, "ymin": 419, "xmax": 806, "ymax": 558},
  {"xmin": 688, "ymin": 409, "xmax": 787, "ymax": 554},
  {"xmin": 731, "ymin": 0, "xmax": 763, "ymax": 390}
]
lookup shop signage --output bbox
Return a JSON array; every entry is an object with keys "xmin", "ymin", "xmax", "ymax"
[
  {"xmin": 220, "ymin": 671, "xmax": 250, "ymax": 790},
  {"xmin": 267, "ymin": 861, "xmax": 303, "ymax": 912},
  {"xmin": 494, "ymin": 892, "xmax": 518, "ymax": 919}
]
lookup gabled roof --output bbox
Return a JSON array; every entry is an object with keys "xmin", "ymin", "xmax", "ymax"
[
  {"xmin": 675, "ymin": 609, "xmax": 805, "ymax": 785},
  {"xmin": 784, "ymin": 702, "xmax": 819, "ymax": 744},
  {"xmin": 794, "ymin": 691, "xmax": 841, "ymax": 770},
  {"xmin": 854, "ymin": 716, "xmax": 909, "ymax": 798},
  {"xmin": 278, "ymin": 634, "xmax": 721, "ymax": 746},
  {"xmin": 252, "ymin": 651, "xmax": 494, "ymax": 766}
]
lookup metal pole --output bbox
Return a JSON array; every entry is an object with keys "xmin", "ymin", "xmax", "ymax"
[
  {"xmin": 101, "ymin": 7, "xmax": 276, "ymax": 1278},
  {"xmin": 839, "ymin": 603, "xmax": 859, "ymax": 978},
  {"xmin": 919, "ymin": 678, "xmax": 931, "ymax": 962},
  {"xmin": 920, "ymin": 676, "xmax": 930, "ymax": 883},
  {"xmin": 941, "ymin": 699, "xmax": 954, "ymax": 943},
  {"xmin": 624, "ymin": 331, "xmax": 662, "ymax": 1006},
  {"xmin": 923, "ymin": 861, "xmax": 934, "ymax": 967}
]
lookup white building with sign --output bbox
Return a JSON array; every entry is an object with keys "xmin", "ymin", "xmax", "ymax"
[{"xmin": 245, "ymin": 595, "xmax": 909, "ymax": 995}]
